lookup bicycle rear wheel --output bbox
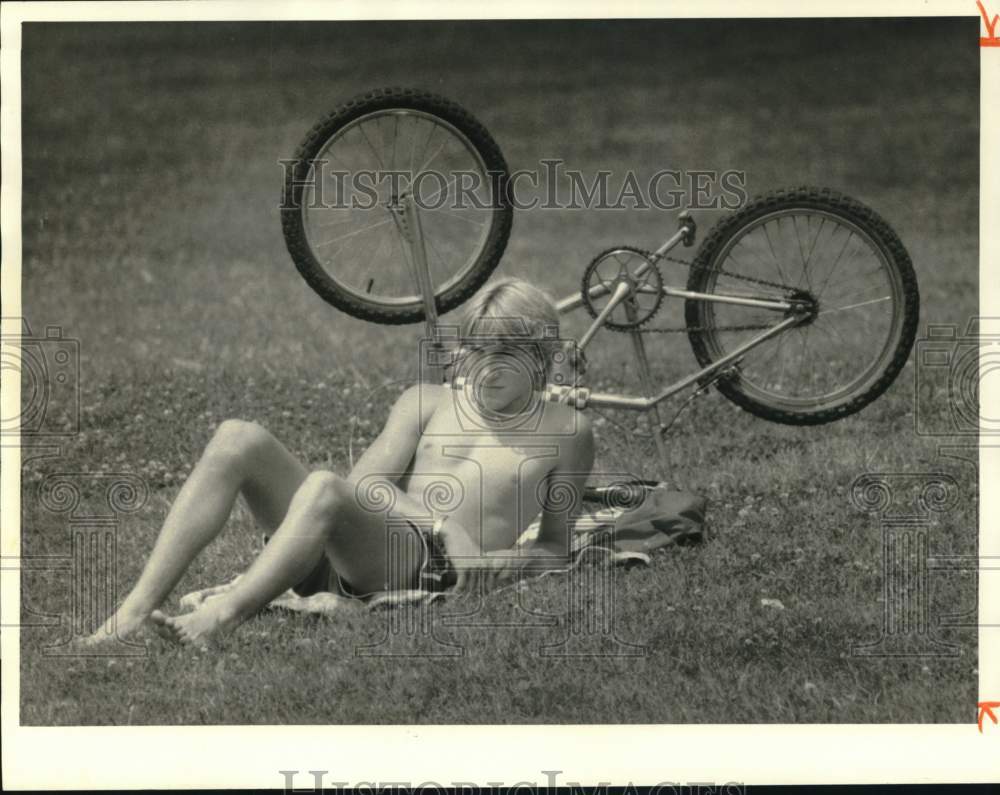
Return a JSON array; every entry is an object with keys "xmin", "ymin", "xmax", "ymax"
[
  {"xmin": 684, "ymin": 187, "xmax": 920, "ymax": 425},
  {"xmin": 281, "ymin": 88, "xmax": 513, "ymax": 325}
]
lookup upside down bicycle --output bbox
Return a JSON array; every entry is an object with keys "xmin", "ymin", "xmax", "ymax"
[{"xmin": 280, "ymin": 87, "xmax": 920, "ymax": 458}]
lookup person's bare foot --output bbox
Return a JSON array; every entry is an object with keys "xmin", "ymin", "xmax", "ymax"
[
  {"xmin": 148, "ymin": 610, "xmax": 182, "ymax": 643},
  {"xmin": 149, "ymin": 600, "xmax": 243, "ymax": 648},
  {"xmin": 75, "ymin": 605, "xmax": 152, "ymax": 648}
]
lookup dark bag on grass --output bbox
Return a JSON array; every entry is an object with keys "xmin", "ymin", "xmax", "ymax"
[
  {"xmin": 608, "ymin": 486, "xmax": 708, "ymax": 553},
  {"xmin": 579, "ymin": 480, "xmax": 707, "ymax": 557}
]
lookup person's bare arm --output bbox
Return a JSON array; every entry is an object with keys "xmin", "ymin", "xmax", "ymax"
[
  {"xmin": 347, "ymin": 384, "xmax": 433, "ymax": 477},
  {"xmin": 345, "ymin": 385, "xmax": 485, "ymax": 558},
  {"xmin": 344, "ymin": 384, "xmax": 441, "ymax": 516}
]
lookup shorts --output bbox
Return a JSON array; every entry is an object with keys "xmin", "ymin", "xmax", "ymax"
[{"xmin": 289, "ymin": 518, "xmax": 457, "ymax": 600}]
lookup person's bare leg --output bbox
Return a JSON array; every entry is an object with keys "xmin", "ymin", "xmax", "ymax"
[
  {"xmin": 152, "ymin": 472, "xmax": 425, "ymax": 645},
  {"xmin": 84, "ymin": 420, "xmax": 308, "ymax": 644}
]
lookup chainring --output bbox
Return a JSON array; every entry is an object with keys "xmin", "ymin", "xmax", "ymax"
[{"xmin": 581, "ymin": 246, "xmax": 665, "ymax": 331}]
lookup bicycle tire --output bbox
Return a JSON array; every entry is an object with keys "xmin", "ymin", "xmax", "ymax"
[
  {"xmin": 684, "ymin": 186, "xmax": 920, "ymax": 425},
  {"xmin": 281, "ymin": 87, "xmax": 513, "ymax": 325}
]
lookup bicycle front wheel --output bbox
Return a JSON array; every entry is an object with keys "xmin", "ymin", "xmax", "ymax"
[
  {"xmin": 281, "ymin": 88, "xmax": 513, "ymax": 325},
  {"xmin": 684, "ymin": 187, "xmax": 920, "ymax": 425}
]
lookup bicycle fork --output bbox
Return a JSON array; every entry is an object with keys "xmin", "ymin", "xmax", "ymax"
[{"xmin": 395, "ymin": 191, "xmax": 446, "ymax": 383}]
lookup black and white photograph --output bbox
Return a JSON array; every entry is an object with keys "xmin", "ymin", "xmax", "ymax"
[{"xmin": 2, "ymin": 0, "xmax": 998, "ymax": 788}]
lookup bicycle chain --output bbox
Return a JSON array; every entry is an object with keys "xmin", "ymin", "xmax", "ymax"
[{"xmin": 635, "ymin": 251, "xmax": 803, "ymax": 335}]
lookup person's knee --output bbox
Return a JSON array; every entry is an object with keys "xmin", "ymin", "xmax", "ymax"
[
  {"xmin": 298, "ymin": 470, "xmax": 351, "ymax": 522},
  {"xmin": 205, "ymin": 419, "xmax": 273, "ymax": 467}
]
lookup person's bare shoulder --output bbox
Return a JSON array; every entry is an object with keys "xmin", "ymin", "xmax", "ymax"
[{"xmin": 392, "ymin": 382, "xmax": 446, "ymax": 429}]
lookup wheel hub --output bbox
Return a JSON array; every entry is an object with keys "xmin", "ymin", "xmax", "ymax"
[{"xmin": 785, "ymin": 289, "xmax": 819, "ymax": 326}]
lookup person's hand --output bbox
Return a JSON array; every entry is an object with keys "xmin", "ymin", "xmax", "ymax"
[
  {"xmin": 436, "ymin": 515, "xmax": 573, "ymax": 596},
  {"xmin": 451, "ymin": 545, "xmax": 571, "ymax": 596},
  {"xmin": 451, "ymin": 553, "xmax": 520, "ymax": 595}
]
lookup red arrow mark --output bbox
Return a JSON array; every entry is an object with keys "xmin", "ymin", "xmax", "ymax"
[
  {"xmin": 979, "ymin": 0, "xmax": 1000, "ymax": 45},
  {"xmin": 977, "ymin": 701, "xmax": 1000, "ymax": 733}
]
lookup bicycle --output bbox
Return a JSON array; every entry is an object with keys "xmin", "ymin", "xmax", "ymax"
[{"xmin": 280, "ymin": 87, "xmax": 920, "ymax": 475}]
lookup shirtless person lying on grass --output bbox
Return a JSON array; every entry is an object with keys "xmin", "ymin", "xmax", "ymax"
[{"xmin": 84, "ymin": 277, "xmax": 595, "ymax": 647}]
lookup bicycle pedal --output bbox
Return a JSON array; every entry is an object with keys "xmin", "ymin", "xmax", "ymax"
[{"xmin": 678, "ymin": 210, "xmax": 697, "ymax": 247}]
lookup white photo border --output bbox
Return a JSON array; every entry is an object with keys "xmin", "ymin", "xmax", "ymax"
[{"xmin": 2, "ymin": 0, "xmax": 998, "ymax": 787}]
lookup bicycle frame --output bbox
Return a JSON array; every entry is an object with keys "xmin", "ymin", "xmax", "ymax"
[
  {"xmin": 551, "ymin": 218, "xmax": 801, "ymax": 407},
  {"xmin": 399, "ymin": 194, "xmax": 803, "ymax": 469},
  {"xmin": 550, "ymin": 218, "xmax": 803, "ymax": 469}
]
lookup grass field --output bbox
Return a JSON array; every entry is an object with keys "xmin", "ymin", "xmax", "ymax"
[{"xmin": 16, "ymin": 18, "xmax": 980, "ymax": 724}]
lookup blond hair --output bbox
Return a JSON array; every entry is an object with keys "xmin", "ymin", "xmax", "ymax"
[
  {"xmin": 455, "ymin": 277, "xmax": 561, "ymax": 385},
  {"xmin": 459, "ymin": 277, "xmax": 559, "ymax": 341}
]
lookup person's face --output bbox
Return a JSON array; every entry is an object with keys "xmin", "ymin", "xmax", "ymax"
[{"xmin": 460, "ymin": 341, "xmax": 543, "ymax": 416}]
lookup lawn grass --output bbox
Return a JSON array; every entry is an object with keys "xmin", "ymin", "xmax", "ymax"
[{"xmin": 16, "ymin": 17, "xmax": 979, "ymax": 724}]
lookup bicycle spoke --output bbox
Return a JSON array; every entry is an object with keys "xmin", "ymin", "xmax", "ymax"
[
  {"xmin": 820, "ymin": 296, "xmax": 893, "ymax": 315},
  {"xmin": 424, "ymin": 234, "xmax": 452, "ymax": 289},
  {"xmin": 776, "ymin": 331, "xmax": 788, "ymax": 391},
  {"xmin": 761, "ymin": 223, "xmax": 789, "ymax": 285},
  {"xmin": 822, "ymin": 280, "xmax": 890, "ymax": 303},
  {"xmin": 815, "ymin": 228, "xmax": 854, "ymax": 297},
  {"xmin": 421, "ymin": 173, "xmax": 460, "ymax": 208},
  {"xmin": 752, "ymin": 330, "xmax": 788, "ymax": 385},
  {"xmin": 369, "ymin": 229, "xmax": 391, "ymax": 277},
  {"xmin": 417, "ymin": 131, "xmax": 451, "ymax": 175},
  {"xmin": 798, "ymin": 220, "xmax": 815, "ymax": 292},
  {"xmin": 374, "ymin": 116, "xmax": 389, "ymax": 170},
  {"xmin": 408, "ymin": 115, "xmax": 420, "ymax": 176},
  {"xmin": 321, "ymin": 148, "xmax": 361, "ymax": 189},
  {"xmin": 791, "ymin": 216, "xmax": 807, "ymax": 275},
  {"xmin": 805, "ymin": 216, "xmax": 825, "ymax": 270},
  {"xmin": 723, "ymin": 250, "xmax": 755, "ymax": 276},
  {"xmin": 356, "ymin": 122, "xmax": 386, "ymax": 172},
  {"xmin": 416, "ymin": 122, "xmax": 438, "ymax": 175},
  {"xmin": 433, "ymin": 206, "xmax": 487, "ymax": 228},
  {"xmin": 820, "ymin": 266, "xmax": 886, "ymax": 296},
  {"xmin": 733, "ymin": 235, "xmax": 781, "ymax": 280},
  {"xmin": 808, "ymin": 321, "xmax": 860, "ymax": 393},
  {"xmin": 795, "ymin": 330, "xmax": 809, "ymax": 397},
  {"xmin": 319, "ymin": 223, "xmax": 366, "ymax": 267},
  {"xmin": 313, "ymin": 216, "xmax": 393, "ymax": 249},
  {"xmin": 814, "ymin": 315, "xmax": 852, "ymax": 350},
  {"xmin": 385, "ymin": 225, "xmax": 412, "ymax": 296},
  {"xmin": 313, "ymin": 212, "xmax": 368, "ymax": 230}
]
